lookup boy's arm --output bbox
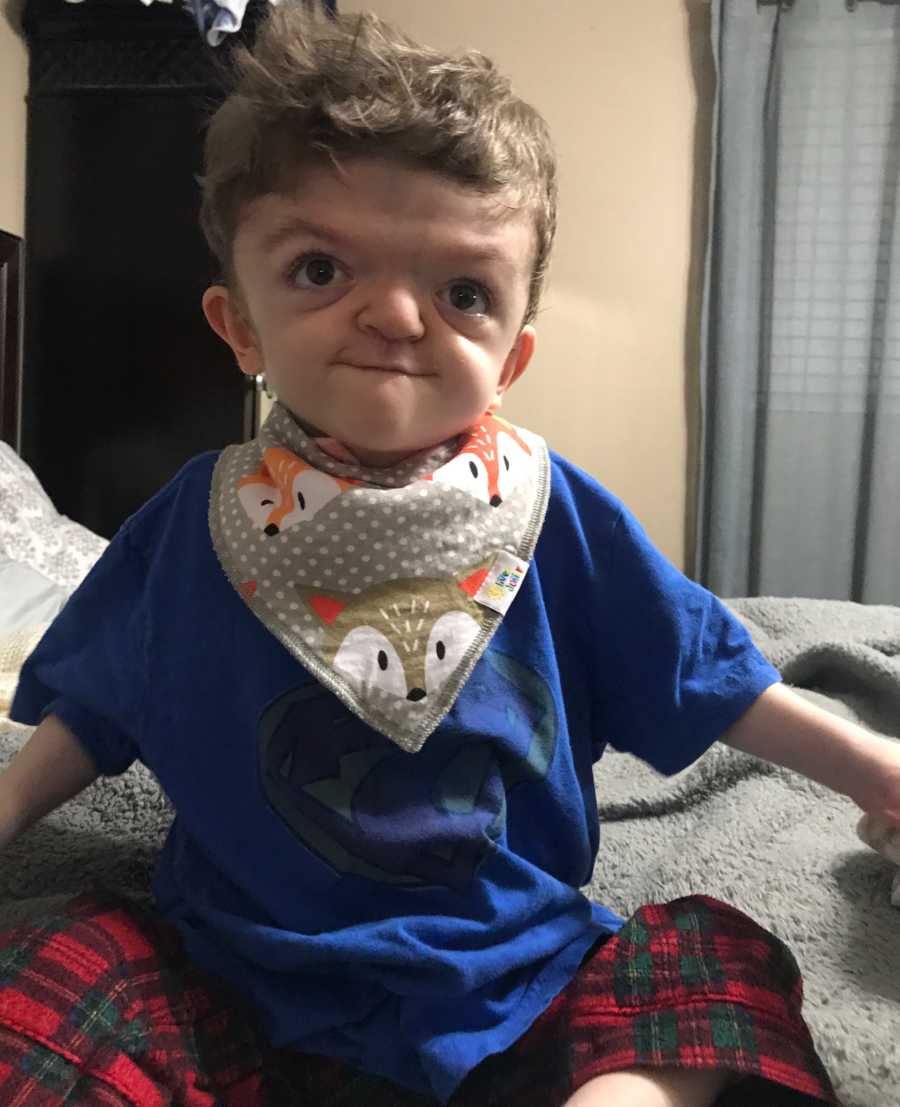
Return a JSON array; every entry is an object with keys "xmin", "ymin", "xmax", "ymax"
[
  {"xmin": 720, "ymin": 683, "xmax": 900, "ymax": 824},
  {"xmin": 0, "ymin": 714, "xmax": 100, "ymax": 851}
]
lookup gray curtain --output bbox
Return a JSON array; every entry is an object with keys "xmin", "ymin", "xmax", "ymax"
[{"xmin": 697, "ymin": 0, "xmax": 900, "ymax": 602}]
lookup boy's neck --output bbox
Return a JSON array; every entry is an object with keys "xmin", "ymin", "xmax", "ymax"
[
  {"xmin": 320, "ymin": 437, "xmax": 451, "ymax": 469},
  {"xmin": 284, "ymin": 411, "xmax": 461, "ymax": 469}
]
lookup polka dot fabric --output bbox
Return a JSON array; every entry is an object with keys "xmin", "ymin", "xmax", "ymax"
[{"xmin": 209, "ymin": 403, "xmax": 550, "ymax": 751}]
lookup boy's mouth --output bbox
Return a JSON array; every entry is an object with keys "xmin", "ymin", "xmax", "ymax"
[{"xmin": 341, "ymin": 362, "xmax": 422, "ymax": 376}]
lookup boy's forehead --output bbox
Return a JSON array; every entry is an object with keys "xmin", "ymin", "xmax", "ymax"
[{"xmin": 236, "ymin": 160, "xmax": 534, "ymax": 271}]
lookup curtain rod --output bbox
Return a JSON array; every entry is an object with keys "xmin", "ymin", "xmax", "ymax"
[{"xmin": 758, "ymin": 0, "xmax": 899, "ymax": 9}]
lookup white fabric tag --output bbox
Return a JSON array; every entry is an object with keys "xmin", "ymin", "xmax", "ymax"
[{"xmin": 474, "ymin": 551, "xmax": 530, "ymax": 615}]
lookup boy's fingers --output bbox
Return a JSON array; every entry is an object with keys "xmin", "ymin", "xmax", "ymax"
[{"xmin": 857, "ymin": 811, "xmax": 900, "ymax": 864}]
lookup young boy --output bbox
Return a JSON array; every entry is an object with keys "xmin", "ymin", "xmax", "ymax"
[{"xmin": 2, "ymin": 7, "xmax": 898, "ymax": 1106}]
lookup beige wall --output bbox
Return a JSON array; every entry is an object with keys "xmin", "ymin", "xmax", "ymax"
[
  {"xmin": 0, "ymin": 7, "xmax": 26, "ymax": 237},
  {"xmin": 344, "ymin": 0, "xmax": 714, "ymax": 570}
]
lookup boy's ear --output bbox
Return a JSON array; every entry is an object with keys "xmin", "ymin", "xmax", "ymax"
[
  {"xmin": 202, "ymin": 285, "xmax": 263, "ymax": 378},
  {"xmin": 491, "ymin": 325, "xmax": 535, "ymax": 411}
]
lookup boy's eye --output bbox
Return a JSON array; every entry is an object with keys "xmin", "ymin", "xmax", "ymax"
[
  {"xmin": 289, "ymin": 254, "xmax": 342, "ymax": 289},
  {"xmin": 445, "ymin": 280, "xmax": 491, "ymax": 316}
]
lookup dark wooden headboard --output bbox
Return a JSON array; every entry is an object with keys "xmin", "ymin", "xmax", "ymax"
[
  {"xmin": 19, "ymin": 0, "xmax": 266, "ymax": 537},
  {"xmin": 0, "ymin": 230, "xmax": 23, "ymax": 452}
]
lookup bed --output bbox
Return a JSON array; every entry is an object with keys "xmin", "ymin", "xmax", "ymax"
[{"xmin": 0, "ymin": 437, "xmax": 898, "ymax": 1106}]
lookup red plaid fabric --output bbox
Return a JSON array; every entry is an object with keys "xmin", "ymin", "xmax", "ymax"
[{"xmin": 0, "ymin": 891, "xmax": 837, "ymax": 1106}]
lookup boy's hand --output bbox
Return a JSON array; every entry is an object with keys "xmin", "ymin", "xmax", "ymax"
[
  {"xmin": 841, "ymin": 730, "xmax": 900, "ymax": 876},
  {"xmin": 857, "ymin": 811, "xmax": 900, "ymax": 865},
  {"xmin": 848, "ymin": 732, "xmax": 900, "ymax": 829},
  {"xmin": 849, "ymin": 733, "xmax": 900, "ymax": 868},
  {"xmin": 721, "ymin": 684, "xmax": 900, "ymax": 871}
]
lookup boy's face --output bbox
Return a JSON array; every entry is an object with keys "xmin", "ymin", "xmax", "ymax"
[{"xmin": 202, "ymin": 158, "xmax": 536, "ymax": 466}]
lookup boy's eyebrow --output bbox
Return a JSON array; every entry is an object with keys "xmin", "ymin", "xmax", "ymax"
[
  {"xmin": 258, "ymin": 215, "xmax": 515, "ymax": 268},
  {"xmin": 259, "ymin": 216, "xmax": 347, "ymax": 254}
]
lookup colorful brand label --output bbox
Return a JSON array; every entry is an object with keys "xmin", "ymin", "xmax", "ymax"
[{"xmin": 474, "ymin": 550, "xmax": 530, "ymax": 615}]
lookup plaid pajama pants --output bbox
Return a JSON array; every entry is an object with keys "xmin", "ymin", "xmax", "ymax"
[{"xmin": 0, "ymin": 891, "xmax": 837, "ymax": 1106}]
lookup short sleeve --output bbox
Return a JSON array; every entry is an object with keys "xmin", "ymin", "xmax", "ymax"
[
  {"xmin": 591, "ymin": 506, "xmax": 780, "ymax": 774},
  {"xmin": 10, "ymin": 525, "xmax": 147, "ymax": 776}
]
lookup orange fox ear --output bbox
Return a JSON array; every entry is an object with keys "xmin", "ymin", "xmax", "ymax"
[
  {"xmin": 307, "ymin": 594, "xmax": 346, "ymax": 625},
  {"xmin": 459, "ymin": 566, "xmax": 490, "ymax": 598},
  {"xmin": 238, "ymin": 465, "xmax": 270, "ymax": 488}
]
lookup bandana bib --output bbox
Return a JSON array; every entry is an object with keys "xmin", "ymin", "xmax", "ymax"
[{"xmin": 209, "ymin": 402, "xmax": 550, "ymax": 752}]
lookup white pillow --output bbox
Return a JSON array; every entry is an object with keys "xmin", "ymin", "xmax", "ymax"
[
  {"xmin": 0, "ymin": 441, "xmax": 108, "ymax": 597},
  {"xmin": 0, "ymin": 561, "xmax": 67, "ymax": 632}
]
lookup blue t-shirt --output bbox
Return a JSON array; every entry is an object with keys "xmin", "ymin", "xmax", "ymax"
[{"xmin": 11, "ymin": 450, "xmax": 779, "ymax": 1103}]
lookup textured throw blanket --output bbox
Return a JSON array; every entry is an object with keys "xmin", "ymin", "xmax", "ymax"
[{"xmin": 0, "ymin": 596, "xmax": 898, "ymax": 1106}]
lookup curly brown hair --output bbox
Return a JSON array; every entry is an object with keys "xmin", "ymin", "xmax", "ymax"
[{"xmin": 198, "ymin": 5, "xmax": 557, "ymax": 328}]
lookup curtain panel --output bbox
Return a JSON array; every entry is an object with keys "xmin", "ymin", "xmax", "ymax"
[{"xmin": 697, "ymin": 0, "xmax": 900, "ymax": 603}]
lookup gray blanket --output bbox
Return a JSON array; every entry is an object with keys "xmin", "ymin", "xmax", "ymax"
[{"xmin": 0, "ymin": 596, "xmax": 898, "ymax": 1106}]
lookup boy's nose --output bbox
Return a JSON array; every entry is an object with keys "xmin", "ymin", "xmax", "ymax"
[{"xmin": 356, "ymin": 284, "xmax": 426, "ymax": 343}]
